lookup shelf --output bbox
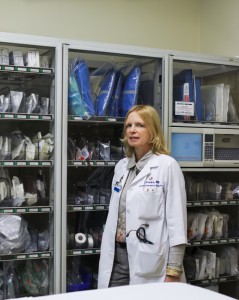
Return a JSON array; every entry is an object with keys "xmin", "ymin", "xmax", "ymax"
[
  {"xmin": 0, "ymin": 160, "xmax": 53, "ymax": 166},
  {"xmin": 187, "ymin": 200, "xmax": 239, "ymax": 207},
  {"xmin": 0, "ymin": 113, "xmax": 53, "ymax": 121},
  {"xmin": 0, "ymin": 251, "xmax": 52, "ymax": 261},
  {"xmin": 0, "ymin": 206, "xmax": 52, "ymax": 214},
  {"xmin": 171, "ymin": 121, "xmax": 239, "ymax": 128},
  {"xmin": 68, "ymin": 160, "xmax": 117, "ymax": 167},
  {"xmin": 67, "ymin": 204, "xmax": 109, "ymax": 212},
  {"xmin": 68, "ymin": 115, "xmax": 124, "ymax": 123},
  {"xmin": 0, "ymin": 65, "xmax": 54, "ymax": 83},
  {"xmin": 67, "ymin": 248, "xmax": 100, "ymax": 256},
  {"xmin": 188, "ymin": 275, "xmax": 239, "ymax": 286},
  {"xmin": 188, "ymin": 237, "xmax": 239, "ymax": 246}
]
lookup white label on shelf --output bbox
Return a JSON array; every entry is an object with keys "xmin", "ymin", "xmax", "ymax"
[
  {"xmin": 211, "ymin": 240, "xmax": 218, "ymax": 244},
  {"xmin": 73, "ymin": 116, "xmax": 83, "ymax": 120},
  {"xmin": 97, "ymin": 162, "xmax": 104, "ymax": 166},
  {"xmin": 41, "ymin": 208, "xmax": 51, "ymax": 212},
  {"xmin": 73, "ymin": 207, "xmax": 83, "ymax": 211},
  {"xmin": 17, "ymin": 162, "xmax": 26, "ymax": 166},
  {"xmin": 18, "ymin": 67, "xmax": 26, "ymax": 72},
  {"xmin": 95, "ymin": 249, "xmax": 100, "ymax": 254},
  {"xmin": 85, "ymin": 206, "xmax": 93, "ymax": 210},
  {"xmin": 29, "ymin": 254, "xmax": 38, "ymax": 258},
  {"xmin": 29, "ymin": 162, "xmax": 39, "ymax": 166},
  {"xmin": 5, "ymin": 114, "xmax": 14, "ymax": 118},
  {"xmin": 74, "ymin": 161, "xmax": 83, "ymax": 166},
  {"xmin": 42, "ymin": 69, "xmax": 52, "ymax": 74},
  {"xmin": 95, "ymin": 206, "xmax": 104, "ymax": 210},
  {"xmin": 175, "ymin": 101, "xmax": 195, "ymax": 116},
  {"xmin": 17, "ymin": 255, "xmax": 26, "ymax": 259},
  {"xmin": 193, "ymin": 242, "xmax": 200, "ymax": 245},
  {"xmin": 41, "ymin": 253, "xmax": 51, "ymax": 257},
  {"xmin": 84, "ymin": 250, "xmax": 93, "ymax": 254},
  {"xmin": 220, "ymin": 240, "xmax": 227, "ymax": 243},
  {"xmin": 219, "ymin": 278, "xmax": 227, "ymax": 282},
  {"xmin": 41, "ymin": 162, "xmax": 51, "ymax": 166},
  {"xmin": 4, "ymin": 209, "xmax": 13, "ymax": 213},
  {"xmin": 4, "ymin": 162, "xmax": 14, "ymax": 166},
  {"xmin": 108, "ymin": 118, "xmax": 116, "ymax": 121},
  {"xmin": 29, "ymin": 115, "xmax": 39, "ymax": 119},
  {"xmin": 107, "ymin": 161, "xmax": 115, "ymax": 166},
  {"xmin": 29, "ymin": 208, "xmax": 38, "ymax": 212},
  {"xmin": 72, "ymin": 251, "xmax": 81, "ymax": 255},
  {"xmin": 203, "ymin": 202, "xmax": 210, "ymax": 205},
  {"xmin": 17, "ymin": 115, "xmax": 27, "ymax": 119},
  {"xmin": 229, "ymin": 239, "xmax": 236, "ymax": 242},
  {"xmin": 16, "ymin": 209, "xmax": 26, "ymax": 213},
  {"xmin": 5, "ymin": 66, "xmax": 14, "ymax": 71},
  {"xmin": 203, "ymin": 241, "xmax": 209, "ymax": 244},
  {"xmin": 30, "ymin": 68, "xmax": 38, "ymax": 73},
  {"xmin": 42, "ymin": 115, "xmax": 51, "ymax": 120}
]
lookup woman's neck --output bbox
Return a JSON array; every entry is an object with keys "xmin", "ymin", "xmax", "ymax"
[{"xmin": 135, "ymin": 148, "xmax": 151, "ymax": 162}]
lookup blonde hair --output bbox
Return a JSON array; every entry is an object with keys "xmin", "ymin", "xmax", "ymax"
[{"xmin": 121, "ymin": 105, "xmax": 169, "ymax": 157}]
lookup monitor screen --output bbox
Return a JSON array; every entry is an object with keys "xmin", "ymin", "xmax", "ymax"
[{"xmin": 172, "ymin": 133, "xmax": 202, "ymax": 161}]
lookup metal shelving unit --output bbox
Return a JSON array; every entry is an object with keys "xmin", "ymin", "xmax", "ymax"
[{"xmin": 0, "ymin": 33, "xmax": 62, "ymax": 298}]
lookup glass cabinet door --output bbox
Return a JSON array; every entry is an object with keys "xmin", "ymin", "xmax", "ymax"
[
  {"xmin": 62, "ymin": 42, "xmax": 166, "ymax": 293},
  {"xmin": 168, "ymin": 55, "xmax": 239, "ymax": 128}
]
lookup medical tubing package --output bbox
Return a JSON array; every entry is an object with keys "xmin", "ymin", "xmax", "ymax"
[
  {"xmin": 71, "ymin": 59, "xmax": 95, "ymax": 117},
  {"xmin": 91, "ymin": 63, "xmax": 115, "ymax": 116},
  {"xmin": 68, "ymin": 72, "xmax": 87, "ymax": 117},
  {"xmin": 96, "ymin": 69, "xmax": 116, "ymax": 116},
  {"xmin": 120, "ymin": 65, "xmax": 142, "ymax": 117},
  {"xmin": 107, "ymin": 70, "xmax": 123, "ymax": 117}
]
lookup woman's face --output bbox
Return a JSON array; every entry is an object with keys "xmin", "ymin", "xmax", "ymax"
[{"xmin": 125, "ymin": 111, "xmax": 152, "ymax": 156}]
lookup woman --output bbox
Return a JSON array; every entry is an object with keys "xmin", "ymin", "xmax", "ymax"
[{"xmin": 98, "ymin": 105, "xmax": 187, "ymax": 288}]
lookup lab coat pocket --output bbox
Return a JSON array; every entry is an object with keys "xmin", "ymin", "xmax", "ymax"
[
  {"xmin": 135, "ymin": 242, "xmax": 167, "ymax": 277},
  {"xmin": 138, "ymin": 190, "xmax": 164, "ymax": 220}
]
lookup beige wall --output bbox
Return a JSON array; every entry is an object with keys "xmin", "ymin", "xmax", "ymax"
[
  {"xmin": 1, "ymin": 0, "xmax": 200, "ymax": 52},
  {"xmin": 200, "ymin": 0, "xmax": 239, "ymax": 57},
  {"xmin": 2, "ymin": 0, "xmax": 238, "ymax": 58}
]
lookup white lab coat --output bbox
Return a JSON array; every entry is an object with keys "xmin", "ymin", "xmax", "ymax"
[{"xmin": 98, "ymin": 153, "xmax": 187, "ymax": 288}]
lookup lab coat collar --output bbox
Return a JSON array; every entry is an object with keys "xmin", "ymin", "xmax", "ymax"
[
  {"xmin": 130, "ymin": 153, "xmax": 159, "ymax": 185},
  {"xmin": 127, "ymin": 150, "xmax": 153, "ymax": 171}
]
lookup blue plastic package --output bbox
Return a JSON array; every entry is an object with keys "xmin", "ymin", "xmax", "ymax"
[
  {"xmin": 120, "ymin": 65, "xmax": 141, "ymax": 117},
  {"xmin": 107, "ymin": 70, "xmax": 123, "ymax": 117},
  {"xmin": 68, "ymin": 73, "xmax": 87, "ymax": 116},
  {"xmin": 73, "ymin": 60, "xmax": 95, "ymax": 116},
  {"xmin": 96, "ymin": 70, "xmax": 116, "ymax": 116}
]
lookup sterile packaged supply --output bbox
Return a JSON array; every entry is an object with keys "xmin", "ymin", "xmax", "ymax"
[
  {"xmin": 40, "ymin": 56, "xmax": 50, "ymax": 68},
  {"xmin": 24, "ymin": 50, "xmax": 40, "ymax": 67},
  {"xmin": 0, "ymin": 48, "xmax": 9, "ymax": 65},
  {"xmin": 10, "ymin": 91, "xmax": 24, "ymax": 113},
  {"xmin": 0, "ymin": 94, "xmax": 10, "ymax": 113},
  {"xmin": 9, "ymin": 50, "xmax": 24, "ymax": 66},
  {"xmin": 40, "ymin": 97, "xmax": 49, "ymax": 114}
]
